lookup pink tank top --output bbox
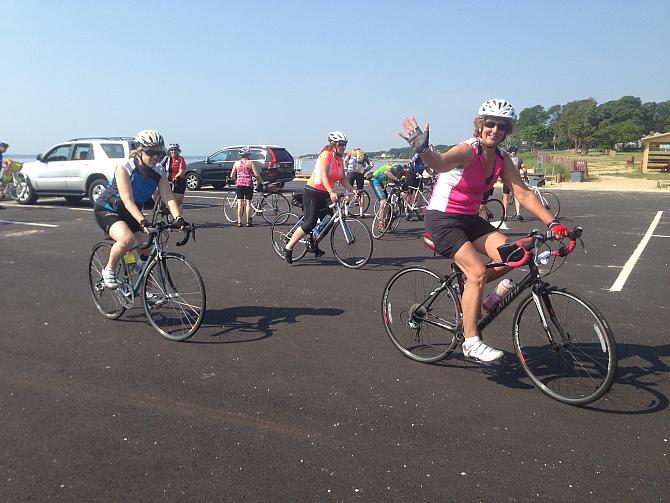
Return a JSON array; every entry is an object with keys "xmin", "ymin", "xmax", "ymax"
[
  {"xmin": 236, "ymin": 159, "xmax": 253, "ymax": 187},
  {"xmin": 427, "ymin": 138, "xmax": 505, "ymax": 215}
]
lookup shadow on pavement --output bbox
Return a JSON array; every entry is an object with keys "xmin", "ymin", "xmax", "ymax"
[
  {"xmin": 431, "ymin": 342, "xmax": 670, "ymax": 414},
  {"xmin": 191, "ymin": 305, "xmax": 344, "ymax": 343}
]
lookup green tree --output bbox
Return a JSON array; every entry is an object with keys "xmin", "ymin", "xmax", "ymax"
[
  {"xmin": 516, "ymin": 105, "xmax": 549, "ymax": 129},
  {"xmin": 554, "ymin": 98, "xmax": 597, "ymax": 152},
  {"xmin": 515, "ymin": 124, "xmax": 554, "ymax": 148}
]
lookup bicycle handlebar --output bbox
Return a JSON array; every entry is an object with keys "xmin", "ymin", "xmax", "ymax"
[
  {"xmin": 506, "ymin": 226, "xmax": 583, "ymax": 268},
  {"xmin": 138, "ymin": 221, "xmax": 197, "ymax": 250}
]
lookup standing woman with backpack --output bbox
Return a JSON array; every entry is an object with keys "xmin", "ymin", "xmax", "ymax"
[{"xmin": 230, "ymin": 147, "xmax": 263, "ymax": 227}]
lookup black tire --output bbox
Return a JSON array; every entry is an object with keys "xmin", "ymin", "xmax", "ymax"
[
  {"xmin": 330, "ymin": 217, "xmax": 373, "ymax": 269},
  {"xmin": 345, "ymin": 189, "xmax": 371, "ymax": 216},
  {"xmin": 143, "ymin": 253, "xmax": 206, "ymax": 341},
  {"xmin": 271, "ymin": 212, "xmax": 308, "ymax": 261},
  {"xmin": 389, "ymin": 197, "xmax": 403, "ymax": 233},
  {"xmin": 372, "ymin": 204, "xmax": 391, "ymax": 239},
  {"xmin": 382, "ymin": 267, "xmax": 461, "ymax": 363},
  {"xmin": 88, "ymin": 178, "xmax": 108, "ymax": 207},
  {"xmin": 257, "ymin": 193, "xmax": 290, "ymax": 224},
  {"xmin": 88, "ymin": 242, "xmax": 128, "ymax": 320},
  {"xmin": 17, "ymin": 176, "xmax": 38, "ymax": 205},
  {"xmin": 480, "ymin": 198, "xmax": 505, "ymax": 230},
  {"xmin": 185, "ymin": 172, "xmax": 202, "ymax": 191},
  {"xmin": 538, "ymin": 190, "xmax": 560, "ymax": 218},
  {"xmin": 513, "ymin": 288, "xmax": 617, "ymax": 405},
  {"xmin": 222, "ymin": 193, "xmax": 239, "ymax": 223}
]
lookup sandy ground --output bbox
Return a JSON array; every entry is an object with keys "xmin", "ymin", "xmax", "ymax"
[{"xmin": 524, "ymin": 175, "xmax": 670, "ymax": 193}]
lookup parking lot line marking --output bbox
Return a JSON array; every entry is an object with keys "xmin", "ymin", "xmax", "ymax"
[
  {"xmin": 0, "ymin": 220, "xmax": 59, "ymax": 228},
  {"xmin": 609, "ymin": 211, "xmax": 663, "ymax": 292},
  {"xmin": 651, "ymin": 234, "xmax": 670, "ymax": 238}
]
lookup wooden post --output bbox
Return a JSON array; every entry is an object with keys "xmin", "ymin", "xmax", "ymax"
[{"xmin": 642, "ymin": 143, "xmax": 650, "ymax": 173}]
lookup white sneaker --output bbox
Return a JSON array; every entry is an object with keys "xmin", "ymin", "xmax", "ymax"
[
  {"xmin": 462, "ymin": 339, "xmax": 503, "ymax": 362},
  {"xmin": 102, "ymin": 267, "xmax": 118, "ymax": 289}
]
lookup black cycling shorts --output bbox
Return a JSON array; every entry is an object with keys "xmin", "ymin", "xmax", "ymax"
[
  {"xmin": 236, "ymin": 185, "xmax": 254, "ymax": 200},
  {"xmin": 171, "ymin": 177, "xmax": 187, "ymax": 195},
  {"xmin": 502, "ymin": 184, "xmax": 512, "ymax": 195},
  {"xmin": 424, "ymin": 210, "xmax": 497, "ymax": 259},
  {"xmin": 94, "ymin": 207, "xmax": 142, "ymax": 234},
  {"xmin": 347, "ymin": 172, "xmax": 365, "ymax": 189}
]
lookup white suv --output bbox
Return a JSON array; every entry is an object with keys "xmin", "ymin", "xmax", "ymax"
[{"xmin": 18, "ymin": 137, "xmax": 134, "ymax": 206}]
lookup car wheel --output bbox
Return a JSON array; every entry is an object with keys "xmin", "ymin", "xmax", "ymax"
[
  {"xmin": 17, "ymin": 177, "xmax": 38, "ymax": 205},
  {"xmin": 186, "ymin": 172, "xmax": 202, "ymax": 191},
  {"xmin": 88, "ymin": 178, "xmax": 108, "ymax": 206}
]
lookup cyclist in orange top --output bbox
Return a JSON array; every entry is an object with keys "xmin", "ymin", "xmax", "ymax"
[{"xmin": 283, "ymin": 131, "xmax": 358, "ymax": 264}]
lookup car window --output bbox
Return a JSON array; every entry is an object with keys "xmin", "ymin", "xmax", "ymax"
[
  {"xmin": 226, "ymin": 150, "xmax": 240, "ymax": 162},
  {"xmin": 72, "ymin": 143, "xmax": 94, "ymax": 161},
  {"xmin": 209, "ymin": 151, "xmax": 228, "ymax": 162},
  {"xmin": 250, "ymin": 149, "xmax": 265, "ymax": 162},
  {"xmin": 101, "ymin": 143, "xmax": 126, "ymax": 159},
  {"xmin": 272, "ymin": 148, "xmax": 294, "ymax": 163},
  {"xmin": 43, "ymin": 144, "xmax": 72, "ymax": 163}
]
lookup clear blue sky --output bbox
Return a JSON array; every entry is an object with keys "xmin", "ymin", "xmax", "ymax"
[{"xmin": 3, "ymin": 0, "xmax": 669, "ymax": 156}]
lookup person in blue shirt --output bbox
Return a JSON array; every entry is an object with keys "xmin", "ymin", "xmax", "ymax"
[{"xmin": 93, "ymin": 130, "xmax": 186, "ymax": 289}]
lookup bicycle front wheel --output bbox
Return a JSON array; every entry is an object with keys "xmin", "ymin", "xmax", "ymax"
[
  {"xmin": 258, "ymin": 193, "xmax": 290, "ymax": 224},
  {"xmin": 389, "ymin": 199, "xmax": 403, "ymax": 233},
  {"xmin": 271, "ymin": 212, "xmax": 308, "ymax": 261},
  {"xmin": 539, "ymin": 190, "xmax": 560, "ymax": 218},
  {"xmin": 382, "ymin": 267, "xmax": 461, "ymax": 363},
  {"xmin": 513, "ymin": 288, "xmax": 616, "ymax": 405},
  {"xmin": 222, "ymin": 193, "xmax": 239, "ymax": 223},
  {"xmin": 330, "ymin": 217, "xmax": 373, "ymax": 269},
  {"xmin": 481, "ymin": 198, "xmax": 504, "ymax": 230},
  {"xmin": 88, "ymin": 242, "xmax": 127, "ymax": 319},
  {"xmin": 143, "ymin": 253, "xmax": 206, "ymax": 341},
  {"xmin": 347, "ymin": 189, "xmax": 370, "ymax": 216},
  {"xmin": 372, "ymin": 204, "xmax": 391, "ymax": 239}
]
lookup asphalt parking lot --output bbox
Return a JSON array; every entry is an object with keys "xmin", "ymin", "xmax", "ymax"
[{"xmin": 1, "ymin": 185, "xmax": 669, "ymax": 502}]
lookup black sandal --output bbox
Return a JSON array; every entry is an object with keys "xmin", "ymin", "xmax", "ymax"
[
  {"xmin": 236, "ymin": 222, "xmax": 242, "ymax": 227},
  {"xmin": 246, "ymin": 222, "xmax": 253, "ymax": 227}
]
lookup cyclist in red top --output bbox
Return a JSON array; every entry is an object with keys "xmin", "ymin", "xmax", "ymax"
[
  {"xmin": 283, "ymin": 131, "xmax": 358, "ymax": 264},
  {"xmin": 161, "ymin": 143, "xmax": 187, "ymax": 216}
]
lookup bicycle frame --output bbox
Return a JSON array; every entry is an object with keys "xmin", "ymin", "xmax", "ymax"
[
  {"xmin": 403, "ymin": 184, "xmax": 429, "ymax": 211},
  {"xmin": 415, "ymin": 258, "xmax": 565, "ymax": 346}
]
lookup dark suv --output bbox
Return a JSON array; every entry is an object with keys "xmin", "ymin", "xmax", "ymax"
[{"xmin": 185, "ymin": 145, "xmax": 295, "ymax": 190}]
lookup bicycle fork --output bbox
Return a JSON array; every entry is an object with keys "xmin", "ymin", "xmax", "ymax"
[{"xmin": 531, "ymin": 290, "xmax": 569, "ymax": 349}]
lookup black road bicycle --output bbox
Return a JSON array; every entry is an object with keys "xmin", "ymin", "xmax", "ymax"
[
  {"xmin": 381, "ymin": 227, "xmax": 617, "ymax": 405},
  {"xmin": 88, "ymin": 221, "xmax": 206, "ymax": 341}
]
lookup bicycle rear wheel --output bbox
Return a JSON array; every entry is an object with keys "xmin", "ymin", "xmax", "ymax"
[
  {"xmin": 330, "ymin": 217, "xmax": 373, "ymax": 269},
  {"xmin": 382, "ymin": 267, "xmax": 461, "ymax": 363},
  {"xmin": 143, "ymin": 253, "xmax": 206, "ymax": 341},
  {"xmin": 346, "ymin": 189, "xmax": 370, "ymax": 216},
  {"xmin": 271, "ymin": 212, "xmax": 308, "ymax": 261},
  {"xmin": 88, "ymin": 242, "xmax": 128, "ymax": 319},
  {"xmin": 513, "ymin": 288, "xmax": 616, "ymax": 405},
  {"xmin": 258, "ymin": 193, "xmax": 290, "ymax": 224},
  {"xmin": 538, "ymin": 190, "xmax": 560, "ymax": 218},
  {"xmin": 480, "ymin": 198, "xmax": 504, "ymax": 230},
  {"xmin": 222, "ymin": 193, "xmax": 239, "ymax": 223}
]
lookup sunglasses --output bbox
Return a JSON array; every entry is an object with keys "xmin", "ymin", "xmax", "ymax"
[
  {"xmin": 145, "ymin": 149, "xmax": 165, "ymax": 158},
  {"xmin": 483, "ymin": 119, "xmax": 509, "ymax": 131},
  {"xmin": 336, "ymin": 141, "xmax": 348, "ymax": 147}
]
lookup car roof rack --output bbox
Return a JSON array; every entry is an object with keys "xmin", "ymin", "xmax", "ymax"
[{"xmin": 68, "ymin": 137, "xmax": 134, "ymax": 141}]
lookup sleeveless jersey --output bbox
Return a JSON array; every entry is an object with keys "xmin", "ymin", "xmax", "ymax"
[
  {"xmin": 236, "ymin": 158, "xmax": 254, "ymax": 187},
  {"xmin": 307, "ymin": 150, "xmax": 344, "ymax": 192},
  {"xmin": 426, "ymin": 138, "xmax": 505, "ymax": 215},
  {"xmin": 95, "ymin": 158, "xmax": 163, "ymax": 212}
]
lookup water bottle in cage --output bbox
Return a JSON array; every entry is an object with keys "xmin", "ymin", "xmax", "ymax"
[
  {"xmin": 312, "ymin": 214, "xmax": 332, "ymax": 238},
  {"xmin": 481, "ymin": 278, "xmax": 515, "ymax": 312}
]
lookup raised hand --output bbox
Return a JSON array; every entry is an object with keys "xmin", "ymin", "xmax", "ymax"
[{"xmin": 398, "ymin": 117, "xmax": 430, "ymax": 153}]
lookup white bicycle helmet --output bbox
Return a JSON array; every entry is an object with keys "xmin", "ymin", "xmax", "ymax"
[
  {"xmin": 168, "ymin": 142, "xmax": 181, "ymax": 151},
  {"xmin": 478, "ymin": 99, "xmax": 516, "ymax": 120},
  {"xmin": 328, "ymin": 131, "xmax": 348, "ymax": 143},
  {"xmin": 134, "ymin": 129, "xmax": 165, "ymax": 148}
]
